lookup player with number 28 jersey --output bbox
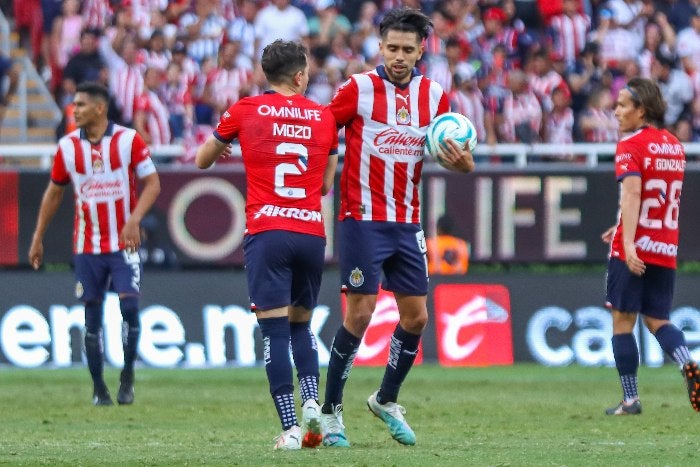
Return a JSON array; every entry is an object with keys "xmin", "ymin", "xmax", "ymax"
[
  {"xmin": 214, "ymin": 92, "xmax": 338, "ymax": 237},
  {"xmin": 610, "ymin": 126, "xmax": 685, "ymax": 269}
]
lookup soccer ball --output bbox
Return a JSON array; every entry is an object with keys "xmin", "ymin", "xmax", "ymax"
[{"xmin": 425, "ymin": 112, "xmax": 478, "ymax": 165}]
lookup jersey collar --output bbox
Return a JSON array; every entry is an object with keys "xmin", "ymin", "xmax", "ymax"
[
  {"xmin": 376, "ymin": 65, "xmax": 421, "ymax": 89},
  {"xmin": 79, "ymin": 121, "xmax": 115, "ymax": 142}
]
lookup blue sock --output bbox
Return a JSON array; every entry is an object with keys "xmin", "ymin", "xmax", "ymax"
[
  {"xmin": 322, "ymin": 325, "xmax": 360, "ymax": 412},
  {"xmin": 654, "ymin": 324, "xmax": 692, "ymax": 367},
  {"xmin": 377, "ymin": 325, "xmax": 421, "ymax": 404},
  {"xmin": 258, "ymin": 316, "xmax": 297, "ymax": 430},
  {"xmin": 120, "ymin": 296, "xmax": 140, "ymax": 373},
  {"xmin": 290, "ymin": 321, "xmax": 319, "ymax": 404},
  {"xmin": 84, "ymin": 301, "xmax": 106, "ymax": 389},
  {"xmin": 612, "ymin": 333, "xmax": 639, "ymax": 401}
]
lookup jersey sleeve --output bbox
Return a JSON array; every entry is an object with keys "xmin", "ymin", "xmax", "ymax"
[
  {"xmin": 50, "ymin": 147, "xmax": 71, "ymax": 185},
  {"xmin": 614, "ymin": 139, "xmax": 641, "ymax": 181},
  {"xmin": 131, "ymin": 131, "xmax": 157, "ymax": 178},
  {"xmin": 328, "ymin": 77, "xmax": 359, "ymax": 126},
  {"xmin": 213, "ymin": 102, "xmax": 241, "ymax": 144}
]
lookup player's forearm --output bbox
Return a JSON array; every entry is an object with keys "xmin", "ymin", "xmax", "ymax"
[
  {"xmin": 129, "ymin": 173, "xmax": 161, "ymax": 225},
  {"xmin": 620, "ymin": 188, "xmax": 641, "ymax": 249},
  {"xmin": 195, "ymin": 136, "xmax": 226, "ymax": 169}
]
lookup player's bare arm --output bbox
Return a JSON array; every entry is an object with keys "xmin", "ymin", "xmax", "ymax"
[
  {"xmin": 195, "ymin": 135, "xmax": 228, "ymax": 169},
  {"xmin": 322, "ymin": 152, "xmax": 339, "ymax": 195},
  {"xmin": 440, "ymin": 138, "xmax": 475, "ymax": 173},
  {"xmin": 620, "ymin": 175, "xmax": 645, "ymax": 276},
  {"xmin": 119, "ymin": 172, "xmax": 161, "ymax": 253},
  {"xmin": 601, "ymin": 225, "xmax": 616, "ymax": 244},
  {"xmin": 29, "ymin": 182, "xmax": 66, "ymax": 270}
]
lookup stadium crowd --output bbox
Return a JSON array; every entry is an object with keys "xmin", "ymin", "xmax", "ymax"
[{"xmin": 4, "ymin": 0, "xmax": 700, "ymax": 162}]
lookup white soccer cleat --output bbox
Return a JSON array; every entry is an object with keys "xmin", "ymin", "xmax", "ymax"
[
  {"xmin": 321, "ymin": 403, "xmax": 350, "ymax": 447},
  {"xmin": 301, "ymin": 399, "xmax": 323, "ymax": 448},
  {"xmin": 273, "ymin": 425, "xmax": 302, "ymax": 450}
]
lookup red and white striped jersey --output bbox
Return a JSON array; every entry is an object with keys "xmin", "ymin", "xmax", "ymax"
[
  {"xmin": 82, "ymin": 0, "xmax": 112, "ymax": 30},
  {"xmin": 213, "ymin": 92, "xmax": 338, "ymax": 237},
  {"xmin": 206, "ymin": 66, "xmax": 253, "ymax": 110},
  {"xmin": 548, "ymin": 13, "xmax": 590, "ymax": 65},
  {"xmin": 610, "ymin": 126, "xmax": 685, "ymax": 269},
  {"xmin": 50, "ymin": 123, "xmax": 156, "ymax": 255},
  {"xmin": 110, "ymin": 64, "xmax": 144, "ymax": 124},
  {"xmin": 330, "ymin": 66, "xmax": 450, "ymax": 223},
  {"xmin": 134, "ymin": 90, "xmax": 171, "ymax": 145},
  {"xmin": 544, "ymin": 107, "xmax": 574, "ymax": 144}
]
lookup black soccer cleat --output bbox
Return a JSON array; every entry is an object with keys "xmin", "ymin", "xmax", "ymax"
[
  {"xmin": 605, "ymin": 399, "xmax": 641, "ymax": 415},
  {"xmin": 93, "ymin": 385, "xmax": 114, "ymax": 406},
  {"xmin": 117, "ymin": 370, "xmax": 135, "ymax": 405},
  {"xmin": 682, "ymin": 361, "xmax": 700, "ymax": 412}
]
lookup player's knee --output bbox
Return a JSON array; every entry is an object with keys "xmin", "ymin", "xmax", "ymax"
[{"xmin": 402, "ymin": 313, "xmax": 428, "ymax": 334}]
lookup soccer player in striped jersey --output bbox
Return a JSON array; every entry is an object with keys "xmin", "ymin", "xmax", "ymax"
[
  {"xmin": 196, "ymin": 39, "xmax": 338, "ymax": 450},
  {"xmin": 29, "ymin": 82, "xmax": 161, "ymax": 406},
  {"xmin": 320, "ymin": 8, "xmax": 474, "ymax": 448},
  {"xmin": 603, "ymin": 77, "xmax": 700, "ymax": 415}
]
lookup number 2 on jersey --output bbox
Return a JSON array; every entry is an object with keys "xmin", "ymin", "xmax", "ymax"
[{"xmin": 274, "ymin": 142, "xmax": 308, "ymax": 199}]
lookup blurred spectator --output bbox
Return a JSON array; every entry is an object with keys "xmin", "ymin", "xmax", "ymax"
[
  {"xmin": 427, "ymin": 36, "xmax": 467, "ymax": 93},
  {"xmin": 62, "ymin": 28, "xmax": 107, "ymax": 97},
  {"xmin": 82, "ymin": 0, "xmax": 113, "ymax": 30},
  {"xmin": 105, "ymin": 1, "xmax": 140, "ymax": 55},
  {"xmin": 639, "ymin": 16, "xmax": 676, "ymax": 79},
  {"xmin": 543, "ymin": 85, "xmax": 575, "ymax": 148},
  {"xmin": 650, "ymin": 53, "xmax": 693, "ymax": 127},
  {"xmin": 179, "ymin": 0, "xmax": 228, "ymax": 63},
  {"xmin": 102, "ymin": 37, "xmax": 145, "ymax": 125},
  {"xmin": 171, "ymin": 41, "xmax": 201, "ymax": 92},
  {"xmin": 138, "ymin": 8, "xmax": 177, "ymax": 47},
  {"xmin": 160, "ymin": 61, "xmax": 194, "ymax": 143},
  {"xmin": 565, "ymin": 41, "xmax": 609, "ymax": 118},
  {"xmin": 307, "ymin": 45, "xmax": 335, "ymax": 105},
  {"xmin": 606, "ymin": 0, "xmax": 652, "ymax": 53},
  {"xmin": 497, "ymin": 69, "xmax": 542, "ymax": 143},
  {"xmin": 426, "ymin": 215, "xmax": 469, "ymax": 275},
  {"xmin": 526, "ymin": 49, "xmax": 566, "ymax": 113},
  {"xmin": 475, "ymin": 6, "xmax": 520, "ymax": 69},
  {"xmin": 254, "ymin": 0, "xmax": 309, "ymax": 60},
  {"xmin": 547, "ymin": 0, "xmax": 591, "ymax": 68},
  {"xmin": 352, "ymin": 0, "xmax": 381, "ymax": 64},
  {"xmin": 592, "ymin": 7, "xmax": 642, "ymax": 73},
  {"xmin": 308, "ymin": 0, "xmax": 351, "ymax": 47},
  {"xmin": 14, "ymin": 0, "xmax": 43, "ymax": 67},
  {"xmin": 165, "ymin": 0, "xmax": 191, "ymax": 24},
  {"xmin": 49, "ymin": 0, "xmax": 84, "ymax": 92},
  {"xmin": 140, "ymin": 29, "xmax": 171, "ymax": 70},
  {"xmin": 577, "ymin": 86, "xmax": 618, "ymax": 142},
  {"xmin": 131, "ymin": 0, "xmax": 169, "ymax": 33},
  {"xmin": 0, "ymin": 54, "xmax": 20, "ymax": 133},
  {"xmin": 202, "ymin": 41, "xmax": 255, "ymax": 117},
  {"xmin": 449, "ymin": 62, "xmax": 488, "ymax": 146},
  {"xmin": 40, "ymin": 0, "xmax": 65, "ymax": 83},
  {"xmin": 658, "ymin": 0, "xmax": 698, "ymax": 32},
  {"xmin": 480, "ymin": 44, "xmax": 513, "ymax": 143},
  {"xmin": 227, "ymin": 0, "xmax": 260, "ymax": 61},
  {"xmin": 134, "ymin": 67, "xmax": 171, "ymax": 145},
  {"xmin": 676, "ymin": 7, "xmax": 700, "ymax": 74}
]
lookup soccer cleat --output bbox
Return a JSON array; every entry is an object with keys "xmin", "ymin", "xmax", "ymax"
[
  {"xmin": 367, "ymin": 390, "xmax": 416, "ymax": 445},
  {"xmin": 301, "ymin": 399, "xmax": 322, "ymax": 448},
  {"xmin": 93, "ymin": 385, "xmax": 114, "ymax": 406},
  {"xmin": 605, "ymin": 399, "xmax": 642, "ymax": 415},
  {"xmin": 273, "ymin": 425, "xmax": 302, "ymax": 450},
  {"xmin": 682, "ymin": 360, "xmax": 700, "ymax": 412},
  {"xmin": 117, "ymin": 369, "xmax": 135, "ymax": 405},
  {"xmin": 321, "ymin": 404, "xmax": 350, "ymax": 447}
]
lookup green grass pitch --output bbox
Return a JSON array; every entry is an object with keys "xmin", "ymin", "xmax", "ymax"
[{"xmin": 0, "ymin": 364, "xmax": 697, "ymax": 465}]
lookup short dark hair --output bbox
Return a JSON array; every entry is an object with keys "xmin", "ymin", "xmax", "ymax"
[
  {"xmin": 379, "ymin": 8, "xmax": 433, "ymax": 41},
  {"xmin": 625, "ymin": 77, "xmax": 667, "ymax": 127},
  {"xmin": 261, "ymin": 40, "xmax": 308, "ymax": 85},
  {"xmin": 76, "ymin": 82, "xmax": 110, "ymax": 102},
  {"xmin": 437, "ymin": 215, "xmax": 455, "ymax": 235}
]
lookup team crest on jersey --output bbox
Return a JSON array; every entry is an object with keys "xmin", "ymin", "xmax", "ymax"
[
  {"xmin": 75, "ymin": 281, "xmax": 84, "ymax": 299},
  {"xmin": 396, "ymin": 106, "xmax": 411, "ymax": 125},
  {"xmin": 92, "ymin": 158, "xmax": 104, "ymax": 173},
  {"xmin": 349, "ymin": 267, "xmax": 365, "ymax": 288}
]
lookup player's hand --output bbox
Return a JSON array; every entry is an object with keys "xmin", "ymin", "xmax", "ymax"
[
  {"xmin": 623, "ymin": 242, "xmax": 645, "ymax": 276},
  {"xmin": 600, "ymin": 225, "xmax": 616, "ymax": 244},
  {"xmin": 28, "ymin": 239, "xmax": 43, "ymax": 270},
  {"xmin": 440, "ymin": 138, "xmax": 475, "ymax": 173},
  {"xmin": 119, "ymin": 219, "xmax": 141, "ymax": 253},
  {"xmin": 220, "ymin": 143, "xmax": 233, "ymax": 159}
]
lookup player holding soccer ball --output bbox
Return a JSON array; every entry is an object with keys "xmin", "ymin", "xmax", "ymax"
[
  {"xmin": 29, "ymin": 82, "xmax": 161, "ymax": 407},
  {"xmin": 602, "ymin": 77, "xmax": 700, "ymax": 415},
  {"xmin": 320, "ymin": 8, "xmax": 474, "ymax": 447}
]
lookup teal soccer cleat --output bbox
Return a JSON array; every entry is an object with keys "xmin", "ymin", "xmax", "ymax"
[
  {"xmin": 321, "ymin": 404, "xmax": 350, "ymax": 448},
  {"xmin": 367, "ymin": 391, "xmax": 416, "ymax": 445}
]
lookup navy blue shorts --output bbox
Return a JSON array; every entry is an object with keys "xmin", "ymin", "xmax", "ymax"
[
  {"xmin": 339, "ymin": 219, "xmax": 428, "ymax": 295},
  {"xmin": 605, "ymin": 257, "xmax": 676, "ymax": 319},
  {"xmin": 74, "ymin": 251, "xmax": 142, "ymax": 302},
  {"xmin": 243, "ymin": 230, "xmax": 326, "ymax": 311}
]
